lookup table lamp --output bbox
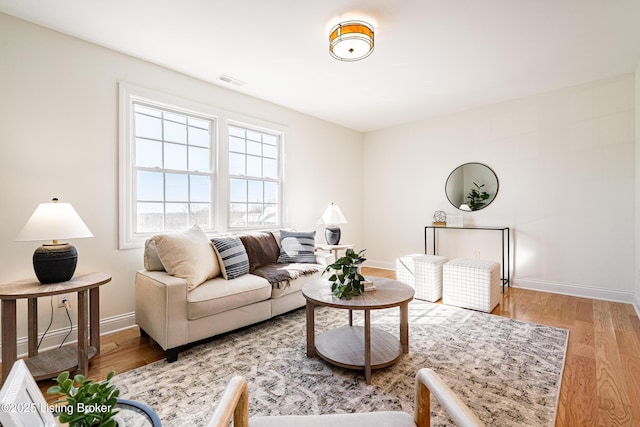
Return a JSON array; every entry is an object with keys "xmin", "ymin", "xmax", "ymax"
[
  {"xmin": 15, "ymin": 198, "xmax": 93, "ymax": 284},
  {"xmin": 318, "ymin": 203, "xmax": 347, "ymax": 245}
]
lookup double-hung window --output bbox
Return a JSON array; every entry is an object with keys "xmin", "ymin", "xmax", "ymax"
[
  {"xmin": 134, "ymin": 103, "xmax": 215, "ymax": 233},
  {"xmin": 120, "ymin": 83, "xmax": 217, "ymax": 248},
  {"xmin": 120, "ymin": 83, "xmax": 284, "ymax": 249},
  {"xmin": 228, "ymin": 124, "xmax": 281, "ymax": 229}
]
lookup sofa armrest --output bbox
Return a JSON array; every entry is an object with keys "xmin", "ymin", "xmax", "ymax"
[{"xmin": 135, "ymin": 270, "xmax": 189, "ymax": 350}]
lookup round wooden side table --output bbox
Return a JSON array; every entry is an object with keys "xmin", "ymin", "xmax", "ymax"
[{"xmin": 0, "ymin": 272, "xmax": 111, "ymax": 384}]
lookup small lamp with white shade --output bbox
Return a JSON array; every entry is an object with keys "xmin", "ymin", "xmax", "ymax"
[
  {"xmin": 15, "ymin": 198, "xmax": 93, "ymax": 284},
  {"xmin": 318, "ymin": 203, "xmax": 348, "ymax": 245}
]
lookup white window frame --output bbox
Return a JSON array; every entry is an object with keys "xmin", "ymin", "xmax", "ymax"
[
  {"xmin": 119, "ymin": 83, "xmax": 286, "ymax": 249},
  {"xmin": 226, "ymin": 120, "xmax": 284, "ymax": 230},
  {"xmin": 119, "ymin": 83, "xmax": 219, "ymax": 249}
]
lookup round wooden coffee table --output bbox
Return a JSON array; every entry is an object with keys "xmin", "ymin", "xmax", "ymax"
[{"xmin": 302, "ymin": 277, "xmax": 414, "ymax": 384}]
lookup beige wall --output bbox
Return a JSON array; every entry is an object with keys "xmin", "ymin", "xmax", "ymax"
[
  {"xmin": 364, "ymin": 75, "xmax": 636, "ymax": 303},
  {"xmin": 0, "ymin": 13, "xmax": 363, "ymax": 354},
  {"xmin": 636, "ymin": 59, "xmax": 640, "ymax": 315}
]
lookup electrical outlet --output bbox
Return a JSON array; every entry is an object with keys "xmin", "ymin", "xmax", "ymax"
[
  {"xmin": 58, "ymin": 294, "xmax": 70, "ymax": 308},
  {"xmin": 474, "ymin": 251, "xmax": 481, "ymax": 259}
]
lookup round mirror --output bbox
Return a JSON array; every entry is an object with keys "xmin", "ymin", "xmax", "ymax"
[{"xmin": 445, "ymin": 163, "xmax": 499, "ymax": 211}]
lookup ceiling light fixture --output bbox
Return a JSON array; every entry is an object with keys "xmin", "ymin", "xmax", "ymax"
[{"xmin": 329, "ymin": 20, "xmax": 374, "ymax": 61}]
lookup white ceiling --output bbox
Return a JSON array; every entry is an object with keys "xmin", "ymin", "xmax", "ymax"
[{"xmin": 1, "ymin": 0, "xmax": 640, "ymax": 132}]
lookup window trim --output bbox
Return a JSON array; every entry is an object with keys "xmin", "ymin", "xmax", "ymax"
[
  {"xmin": 119, "ymin": 82, "xmax": 287, "ymax": 249},
  {"xmin": 119, "ymin": 83, "xmax": 220, "ymax": 249}
]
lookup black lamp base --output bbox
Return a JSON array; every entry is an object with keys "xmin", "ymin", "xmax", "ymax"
[
  {"xmin": 325, "ymin": 226, "xmax": 341, "ymax": 245},
  {"xmin": 33, "ymin": 243, "xmax": 78, "ymax": 284}
]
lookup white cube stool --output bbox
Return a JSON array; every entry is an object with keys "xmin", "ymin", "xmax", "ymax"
[
  {"xmin": 396, "ymin": 254, "xmax": 449, "ymax": 302},
  {"xmin": 442, "ymin": 258, "xmax": 500, "ymax": 313}
]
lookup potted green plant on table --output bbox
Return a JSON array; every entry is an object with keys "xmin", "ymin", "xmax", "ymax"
[
  {"xmin": 47, "ymin": 370, "xmax": 120, "ymax": 427},
  {"xmin": 467, "ymin": 181, "xmax": 490, "ymax": 211},
  {"xmin": 323, "ymin": 248, "xmax": 367, "ymax": 299}
]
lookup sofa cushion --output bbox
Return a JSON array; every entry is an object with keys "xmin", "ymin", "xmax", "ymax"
[
  {"xmin": 186, "ymin": 274, "xmax": 271, "ymax": 320},
  {"xmin": 239, "ymin": 232, "xmax": 280, "ymax": 272},
  {"xmin": 152, "ymin": 225, "xmax": 220, "ymax": 291},
  {"xmin": 212, "ymin": 236, "xmax": 250, "ymax": 279},
  {"xmin": 277, "ymin": 230, "xmax": 316, "ymax": 263}
]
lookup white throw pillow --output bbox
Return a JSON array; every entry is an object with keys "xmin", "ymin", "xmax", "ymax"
[{"xmin": 152, "ymin": 225, "xmax": 221, "ymax": 291}]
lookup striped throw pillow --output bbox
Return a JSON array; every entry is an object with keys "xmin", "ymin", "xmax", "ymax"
[
  {"xmin": 211, "ymin": 237, "xmax": 250, "ymax": 279},
  {"xmin": 277, "ymin": 230, "xmax": 316, "ymax": 263}
]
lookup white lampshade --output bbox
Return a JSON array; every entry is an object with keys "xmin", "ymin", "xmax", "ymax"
[
  {"xmin": 318, "ymin": 203, "xmax": 348, "ymax": 226},
  {"xmin": 16, "ymin": 199, "xmax": 93, "ymax": 242}
]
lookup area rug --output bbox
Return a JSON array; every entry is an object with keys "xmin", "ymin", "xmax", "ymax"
[{"xmin": 114, "ymin": 301, "xmax": 568, "ymax": 426}]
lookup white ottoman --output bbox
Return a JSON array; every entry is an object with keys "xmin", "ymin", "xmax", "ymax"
[
  {"xmin": 396, "ymin": 254, "xmax": 448, "ymax": 302},
  {"xmin": 442, "ymin": 258, "xmax": 500, "ymax": 313}
]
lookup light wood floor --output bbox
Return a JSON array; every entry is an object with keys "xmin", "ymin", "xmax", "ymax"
[{"xmin": 18, "ymin": 267, "xmax": 640, "ymax": 426}]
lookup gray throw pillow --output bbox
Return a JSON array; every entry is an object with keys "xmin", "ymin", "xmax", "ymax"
[
  {"xmin": 211, "ymin": 236, "xmax": 250, "ymax": 279},
  {"xmin": 277, "ymin": 230, "xmax": 316, "ymax": 263}
]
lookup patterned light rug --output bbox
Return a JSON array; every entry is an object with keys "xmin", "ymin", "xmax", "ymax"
[{"xmin": 114, "ymin": 301, "xmax": 568, "ymax": 426}]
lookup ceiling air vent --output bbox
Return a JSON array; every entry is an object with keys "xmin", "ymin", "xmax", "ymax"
[{"xmin": 217, "ymin": 74, "xmax": 246, "ymax": 87}]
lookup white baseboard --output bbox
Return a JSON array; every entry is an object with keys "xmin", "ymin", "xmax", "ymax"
[
  {"xmin": 0, "ymin": 312, "xmax": 137, "ymax": 363},
  {"xmin": 514, "ymin": 278, "xmax": 635, "ymax": 304},
  {"xmin": 366, "ymin": 259, "xmax": 637, "ymax": 306}
]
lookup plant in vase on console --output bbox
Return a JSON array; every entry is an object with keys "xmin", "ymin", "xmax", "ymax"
[
  {"xmin": 323, "ymin": 248, "xmax": 367, "ymax": 300},
  {"xmin": 48, "ymin": 370, "xmax": 120, "ymax": 427}
]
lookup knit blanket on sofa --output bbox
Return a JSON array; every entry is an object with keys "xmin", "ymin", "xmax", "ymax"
[
  {"xmin": 240, "ymin": 232, "xmax": 322, "ymax": 289},
  {"xmin": 251, "ymin": 263, "xmax": 322, "ymax": 289}
]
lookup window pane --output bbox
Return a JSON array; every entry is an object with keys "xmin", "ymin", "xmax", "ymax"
[
  {"xmin": 164, "ymin": 120, "xmax": 187, "ymax": 143},
  {"xmin": 136, "ymin": 138, "xmax": 162, "ymax": 168},
  {"xmin": 230, "ymin": 203, "xmax": 247, "ymax": 227},
  {"xmin": 246, "ymin": 155, "xmax": 261, "ymax": 177},
  {"xmin": 165, "ymin": 143, "xmax": 187, "ymax": 170},
  {"xmin": 135, "ymin": 105, "xmax": 161, "ymax": 118},
  {"xmin": 135, "ymin": 113, "xmax": 162, "ymax": 140},
  {"xmin": 229, "ymin": 136, "xmax": 245, "ymax": 153},
  {"xmin": 263, "ymin": 204, "xmax": 277, "ymax": 225},
  {"xmin": 264, "ymin": 181, "xmax": 277, "ymax": 203},
  {"xmin": 166, "ymin": 173, "xmax": 188, "ymax": 202},
  {"xmin": 247, "ymin": 140, "xmax": 261, "ymax": 156},
  {"xmin": 229, "ymin": 153, "xmax": 246, "ymax": 175},
  {"xmin": 230, "ymin": 178, "xmax": 247, "ymax": 202},
  {"xmin": 137, "ymin": 202, "xmax": 163, "ymax": 232},
  {"xmin": 263, "ymin": 134, "xmax": 277, "ymax": 145},
  {"xmin": 263, "ymin": 158, "xmax": 277, "ymax": 179},
  {"xmin": 190, "ymin": 203, "xmax": 211, "ymax": 228},
  {"xmin": 248, "ymin": 180, "xmax": 263, "ymax": 203},
  {"xmin": 190, "ymin": 175, "xmax": 210, "ymax": 202},
  {"xmin": 164, "ymin": 112, "xmax": 186, "ymax": 124},
  {"xmin": 189, "ymin": 126, "xmax": 210, "ymax": 148},
  {"xmin": 247, "ymin": 130, "xmax": 261, "ymax": 142},
  {"xmin": 189, "ymin": 117, "xmax": 209, "ymax": 130},
  {"xmin": 263, "ymin": 144, "xmax": 277, "ymax": 158},
  {"xmin": 229, "ymin": 126, "xmax": 244, "ymax": 138},
  {"xmin": 247, "ymin": 203, "xmax": 263, "ymax": 226},
  {"xmin": 165, "ymin": 203, "xmax": 189, "ymax": 230},
  {"xmin": 189, "ymin": 146, "xmax": 209, "ymax": 172},
  {"xmin": 137, "ymin": 171, "xmax": 163, "ymax": 201}
]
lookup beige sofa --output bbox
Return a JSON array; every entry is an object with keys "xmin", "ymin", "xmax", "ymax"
[{"xmin": 135, "ymin": 226, "xmax": 330, "ymax": 362}]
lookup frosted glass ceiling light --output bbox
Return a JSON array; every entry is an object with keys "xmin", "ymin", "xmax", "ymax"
[{"xmin": 329, "ymin": 20, "xmax": 374, "ymax": 61}]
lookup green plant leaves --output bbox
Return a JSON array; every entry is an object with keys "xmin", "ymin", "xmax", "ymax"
[
  {"xmin": 47, "ymin": 370, "xmax": 119, "ymax": 426},
  {"xmin": 323, "ymin": 248, "xmax": 367, "ymax": 299}
]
